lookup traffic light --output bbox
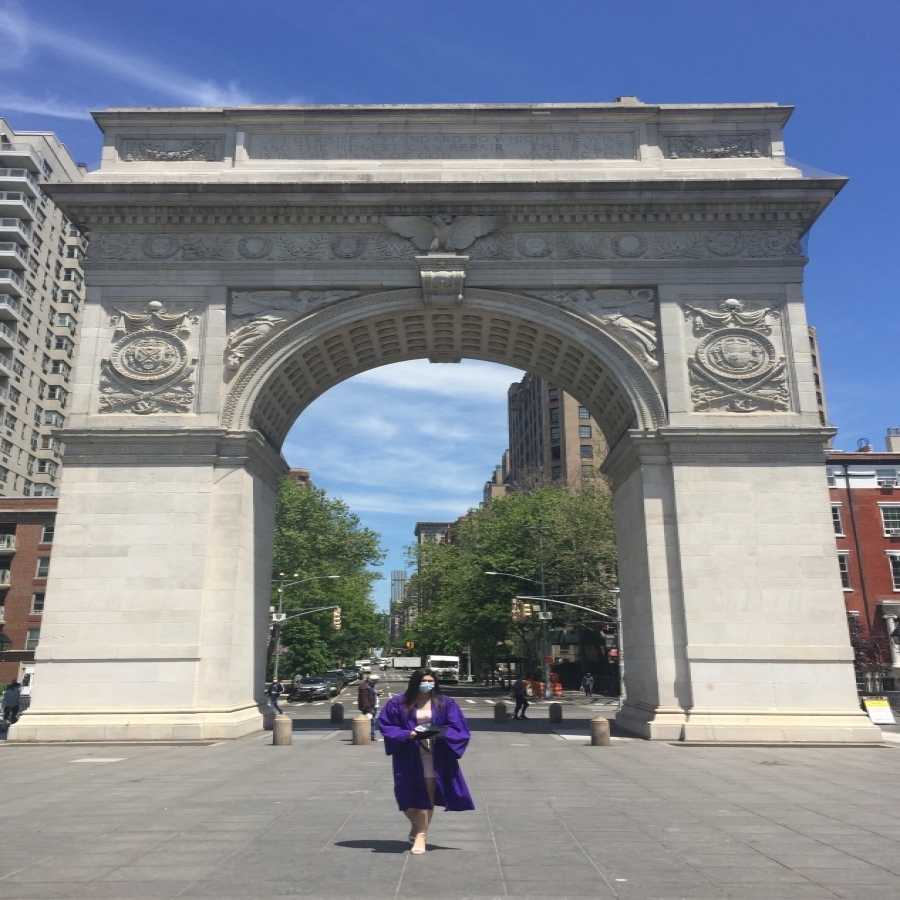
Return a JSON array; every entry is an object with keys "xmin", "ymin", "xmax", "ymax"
[
  {"xmin": 522, "ymin": 603, "xmax": 534, "ymax": 619},
  {"xmin": 406, "ymin": 641, "xmax": 415, "ymax": 649},
  {"xmin": 511, "ymin": 599, "xmax": 523, "ymax": 622},
  {"xmin": 331, "ymin": 607, "xmax": 342, "ymax": 630}
]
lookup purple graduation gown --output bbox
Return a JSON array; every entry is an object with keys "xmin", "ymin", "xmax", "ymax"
[{"xmin": 378, "ymin": 695, "xmax": 475, "ymax": 812}]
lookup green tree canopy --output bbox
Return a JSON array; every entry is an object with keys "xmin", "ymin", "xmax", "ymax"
[
  {"xmin": 272, "ymin": 477, "xmax": 386, "ymax": 678},
  {"xmin": 403, "ymin": 483, "xmax": 617, "ymax": 672}
]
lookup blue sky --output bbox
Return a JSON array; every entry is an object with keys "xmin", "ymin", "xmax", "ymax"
[{"xmin": 2, "ymin": 1, "xmax": 897, "ymax": 608}]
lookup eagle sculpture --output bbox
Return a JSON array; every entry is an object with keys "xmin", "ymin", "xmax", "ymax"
[{"xmin": 380, "ymin": 215, "xmax": 502, "ymax": 252}]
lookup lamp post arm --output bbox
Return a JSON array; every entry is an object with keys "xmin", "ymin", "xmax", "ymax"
[
  {"xmin": 278, "ymin": 605, "xmax": 339, "ymax": 624},
  {"xmin": 516, "ymin": 595, "xmax": 617, "ymax": 620}
]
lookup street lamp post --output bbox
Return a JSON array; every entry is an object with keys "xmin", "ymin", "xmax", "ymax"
[
  {"xmin": 270, "ymin": 573, "xmax": 341, "ymax": 681},
  {"xmin": 485, "ymin": 565, "xmax": 553, "ymax": 700}
]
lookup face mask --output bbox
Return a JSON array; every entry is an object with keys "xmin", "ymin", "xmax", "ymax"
[{"xmin": 419, "ymin": 682, "xmax": 435, "ymax": 693}]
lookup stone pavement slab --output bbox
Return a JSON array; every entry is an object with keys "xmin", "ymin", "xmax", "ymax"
[{"xmin": 1, "ymin": 698, "xmax": 900, "ymax": 899}]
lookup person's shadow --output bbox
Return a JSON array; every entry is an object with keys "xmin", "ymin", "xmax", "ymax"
[{"xmin": 334, "ymin": 839, "xmax": 457, "ymax": 853}]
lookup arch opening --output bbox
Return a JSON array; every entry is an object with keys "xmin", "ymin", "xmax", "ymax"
[{"xmin": 224, "ymin": 289, "xmax": 666, "ymax": 454}]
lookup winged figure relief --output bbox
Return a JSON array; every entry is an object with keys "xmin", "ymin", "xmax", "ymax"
[{"xmin": 380, "ymin": 215, "xmax": 503, "ymax": 252}]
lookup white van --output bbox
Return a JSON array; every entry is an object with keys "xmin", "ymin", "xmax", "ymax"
[{"xmin": 19, "ymin": 665, "xmax": 34, "ymax": 710}]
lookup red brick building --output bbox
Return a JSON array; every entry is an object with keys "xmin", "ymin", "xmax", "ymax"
[
  {"xmin": 0, "ymin": 498, "xmax": 56, "ymax": 685},
  {"xmin": 827, "ymin": 432, "xmax": 900, "ymax": 678}
]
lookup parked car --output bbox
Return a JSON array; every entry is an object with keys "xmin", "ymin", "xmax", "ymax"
[
  {"xmin": 339, "ymin": 668, "xmax": 359, "ymax": 683},
  {"xmin": 289, "ymin": 676, "xmax": 335, "ymax": 702},
  {"xmin": 322, "ymin": 671, "xmax": 347, "ymax": 691}
]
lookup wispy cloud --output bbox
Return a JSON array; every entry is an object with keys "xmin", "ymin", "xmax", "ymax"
[
  {"xmin": 355, "ymin": 359, "xmax": 523, "ymax": 399},
  {"xmin": 0, "ymin": 2, "xmax": 253, "ymax": 116},
  {"xmin": 0, "ymin": 94, "xmax": 92, "ymax": 120}
]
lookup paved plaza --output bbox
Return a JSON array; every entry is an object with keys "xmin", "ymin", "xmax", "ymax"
[{"xmin": 0, "ymin": 681, "xmax": 898, "ymax": 900}]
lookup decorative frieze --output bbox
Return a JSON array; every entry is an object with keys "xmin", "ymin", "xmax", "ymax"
[
  {"xmin": 99, "ymin": 302, "xmax": 199, "ymax": 414},
  {"xmin": 417, "ymin": 254, "xmax": 467, "ymax": 306},
  {"xmin": 87, "ymin": 227, "xmax": 803, "ymax": 263},
  {"xmin": 663, "ymin": 133, "xmax": 770, "ymax": 159},
  {"xmin": 682, "ymin": 298, "xmax": 789, "ymax": 413},
  {"xmin": 118, "ymin": 138, "xmax": 224, "ymax": 162},
  {"xmin": 381, "ymin": 215, "xmax": 502, "ymax": 252}
]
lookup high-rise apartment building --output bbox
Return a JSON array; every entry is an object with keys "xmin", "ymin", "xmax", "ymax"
[
  {"xmin": 0, "ymin": 120, "xmax": 85, "ymax": 499},
  {"xmin": 506, "ymin": 373, "xmax": 607, "ymax": 487}
]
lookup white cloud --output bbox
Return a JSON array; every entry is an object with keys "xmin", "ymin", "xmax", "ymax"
[
  {"xmin": 354, "ymin": 359, "xmax": 523, "ymax": 399},
  {"xmin": 0, "ymin": 94, "xmax": 92, "ymax": 120},
  {"xmin": 0, "ymin": 3, "xmax": 252, "ymax": 109}
]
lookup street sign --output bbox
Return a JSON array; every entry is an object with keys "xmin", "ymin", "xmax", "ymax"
[
  {"xmin": 541, "ymin": 656, "xmax": 553, "ymax": 663},
  {"xmin": 863, "ymin": 697, "xmax": 896, "ymax": 724}
]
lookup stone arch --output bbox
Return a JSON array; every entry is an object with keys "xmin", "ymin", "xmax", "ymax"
[{"xmin": 222, "ymin": 288, "xmax": 666, "ymax": 451}]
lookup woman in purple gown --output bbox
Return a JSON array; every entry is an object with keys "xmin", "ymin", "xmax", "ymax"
[{"xmin": 378, "ymin": 668, "xmax": 474, "ymax": 854}]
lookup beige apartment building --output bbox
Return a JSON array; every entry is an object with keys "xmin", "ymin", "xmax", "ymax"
[
  {"xmin": 504, "ymin": 373, "xmax": 607, "ymax": 489},
  {"xmin": 0, "ymin": 120, "xmax": 85, "ymax": 498}
]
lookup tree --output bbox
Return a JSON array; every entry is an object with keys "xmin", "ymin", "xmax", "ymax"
[
  {"xmin": 403, "ymin": 482, "xmax": 617, "ymax": 677},
  {"xmin": 271, "ymin": 477, "xmax": 386, "ymax": 678}
]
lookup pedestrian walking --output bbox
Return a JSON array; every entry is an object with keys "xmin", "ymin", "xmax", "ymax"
[
  {"xmin": 378, "ymin": 669, "xmax": 474, "ymax": 854},
  {"xmin": 511, "ymin": 674, "xmax": 529, "ymax": 719},
  {"xmin": 582, "ymin": 672, "xmax": 595, "ymax": 700},
  {"xmin": 358, "ymin": 672, "xmax": 382, "ymax": 741},
  {"xmin": 2, "ymin": 681, "xmax": 21, "ymax": 724},
  {"xmin": 267, "ymin": 678, "xmax": 284, "ymax": 715}
]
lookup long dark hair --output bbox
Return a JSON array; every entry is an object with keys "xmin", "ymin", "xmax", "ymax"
[{"xmin": 402, "ymin": 668, "xmax": 445, "ymax": 710}]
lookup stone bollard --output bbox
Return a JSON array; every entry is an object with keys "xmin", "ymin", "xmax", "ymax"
[
  {"xmin": 331, "ymin": 702, "xmax": 344, "ymax": 724},
  {"xmin": 493, "ymin": 701, "xmax": 507, "ymax": 722},
  {"xmin": 352, "ymin": 715, "xmax": 371, "ymax": 745},
  {"xmin": 590, "ymin": 716, "xmax": 611, "ymax": 746},
  {"xmin": 548, "ymin": 702, "xmax": 563, "ymax": 723},
  {"xmin": 273, "ymin": 714, "xmax": 293, "ymax": 746}
]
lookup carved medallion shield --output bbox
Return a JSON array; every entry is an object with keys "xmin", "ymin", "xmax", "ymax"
[
  {"xmin": 696, "ymin": 328, "xmax": 776, "ymax": 381},
  {"xmin": 110, "ymin": 331, "xmax": 188, "ymax": 383}
]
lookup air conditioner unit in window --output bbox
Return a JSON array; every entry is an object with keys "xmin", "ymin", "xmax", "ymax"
[
  {"xmin": 878, "ymin": 479, "xmax": 899, "ymax": 488},
  {"xmin": 886, "ymin": 529, "xmax": 900, "ymax": 537}
]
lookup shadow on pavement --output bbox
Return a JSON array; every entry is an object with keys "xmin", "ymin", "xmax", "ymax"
[{"xmin": 334, "ymin": 839, "xmax": 458, "ymax": 853}]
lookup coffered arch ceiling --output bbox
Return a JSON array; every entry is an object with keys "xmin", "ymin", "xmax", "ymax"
[{"xmin": 222, "ymin": 288, "xmax": 666, "ymax": 452}]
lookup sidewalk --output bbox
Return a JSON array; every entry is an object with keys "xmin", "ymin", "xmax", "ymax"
[{"xmin": 0, "ymin": 708, "xmax": 899, "ymax": 899}]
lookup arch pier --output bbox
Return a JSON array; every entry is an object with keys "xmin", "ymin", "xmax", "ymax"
[{"xmin": 12, "ymin": 102, "xmax": 879, "ymax": 743}]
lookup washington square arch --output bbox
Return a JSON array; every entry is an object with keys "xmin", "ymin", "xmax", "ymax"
[{"xmin": 10, "ymin": 100, "xmax": 880, "ymax": 744}]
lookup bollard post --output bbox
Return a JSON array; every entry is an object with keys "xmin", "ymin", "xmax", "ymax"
[
  {"xmin": 548, "ymin": 702, "xmax": 563, "ymax": 723},
  {"xmin": 493, "ymin": 701, "xmax": 507, "ymax": 722},
  {"xmin": 352, "ymin": 715, "xmax": 371, "ymax": 745},
  {"xmin": 331, "ymin": 702, "xmax": 344, "ymax": 724},
  {"xmin": 590, "ymin": 716, "xmax": 611, "ymax": 746},
  {"xmin": 273, "ymin": 714, "xmax": 293, "ymax": 746}
]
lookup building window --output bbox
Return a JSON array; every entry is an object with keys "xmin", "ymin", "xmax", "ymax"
[
  {"xmin": 579, "ymin": 425, "xmax": 592, "ymax": 439},
  {"xmin": 876, "ymin": 468, "xmax": 899, "ymax": 488},
  {"xmin": 40, "ymin": 523, "xmax": 54, "ymax": 543},
  {"xmin": 578, "ymin": 406, "xmax": 590, "ymax": 419},
  {"xmin": 33, "ymin": 485, "xmax": 55, "ymax": 497},
  {"xmin": 25, "ymin": 628, "xmax": 40, "ymax": 650},
  {"xmin": 890, "ymin": 554, "xmax": 900, "ymax": 591},
  {"xmin": 548, "ymin": 388, "xmax": 558, "ymax": 401},
  {"xmin": 826, "ymin": 467, "xmax": 837, "ymax": 487},
  {"xmin": 550, "ymin": 446, "xmax": 561, "ymax": 460},
  {"xmin": 551, "ymin": 466, "xmax": 562, "ymax": 479},
  {"xmin": 580, "ymin": 445, "xmax": 593, "ymax": 459},
  {"xmin": 880, "ymin": 506, "xmax": 900, "ymax": 535},
  {"xmin": 831, "ymin": 504, "xmax": 844, "ymax": 536},
  {"xmin": 35, "ymin": 556, "xmax": 50, "ymax": 578},
  {"xmin": 549, "ymin": 408, "xmax": 560, "ymax": 423},
  {"xmin": 581, "ymin": 465, "xmax": 594, "ymax": 478},
  {"xmin": 549, "ymin": 426, "xmax": 560, "ymax": 441},
  {"xmin": 838, "ymin": 553, "xmax": 851, "ymax": 590},
  {"xmin": 31, "ymin": 592, "xmax": 44, "ymax": 614}
]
